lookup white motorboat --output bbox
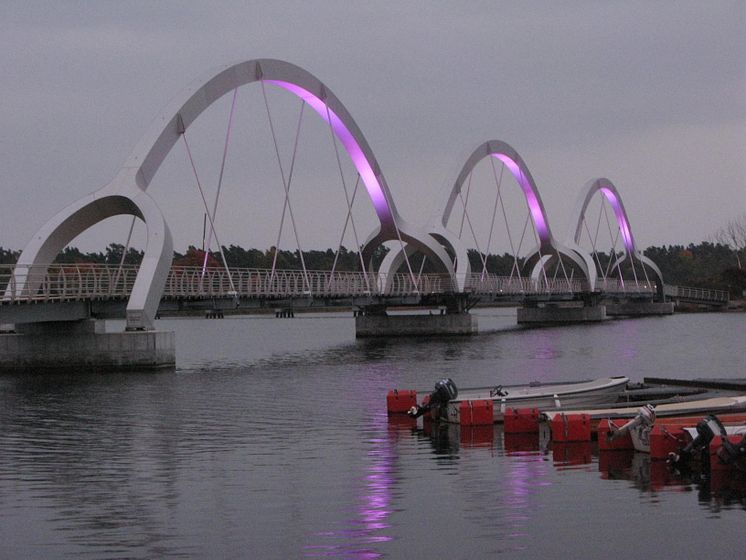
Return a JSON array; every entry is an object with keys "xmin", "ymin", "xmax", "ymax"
[{"xmin": 439, "ymin": 376, "xmax": 630, "ymax": 424}]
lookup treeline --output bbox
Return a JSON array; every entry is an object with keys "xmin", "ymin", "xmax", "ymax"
[
  {"xmin": 1, "ymin": 241, "xmax": 744, "ymax": 296},
  {"xmin": 643, "ymin": 243, "xmax": 745, "ymax": 295},
  {"xmin": 0, "ymin": 243, "xmax": 390, "ymax": 272}
]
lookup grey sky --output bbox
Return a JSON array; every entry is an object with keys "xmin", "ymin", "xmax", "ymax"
[{"xmin": 1, "ymin": 1, "xmax": 744, "ymax": 256}]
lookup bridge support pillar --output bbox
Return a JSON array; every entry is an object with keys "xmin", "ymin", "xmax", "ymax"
[
  {"xmin": 517, "ymin": 303, "xmax": 606, "ymax": 325},
  {"xmin": 604, "ymin": 301, "xmax": 674, "ymax": 316},
  {"xmin": 0, "ymin": 320, "xmax": 175, "ymax": 371},
  {"xmin": 355, "ymin": 312, "xmax": 477, "ymax": 337}
]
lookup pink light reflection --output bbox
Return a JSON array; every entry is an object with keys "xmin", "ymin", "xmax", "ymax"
[
  {"xmin": 265, "ymin": 80, "xmax": 393, "ymax": 226},
  {"xmin": 303, "ymin": 414, "xmax": 394, "ymax": 558}
]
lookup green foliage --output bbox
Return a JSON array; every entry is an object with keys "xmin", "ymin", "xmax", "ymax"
[
  {"xmin": 0, "ymin": 247, "xmax": 20, "ymax": 264},
  {"xmin": 103, "ymin": 243, "xmax": 144, "ymax": 265}
]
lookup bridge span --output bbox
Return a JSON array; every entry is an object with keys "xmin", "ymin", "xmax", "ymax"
[
  {"xmin": 1, "ymin": 58, "xmax": 688, "ymax": 370},
  {"xmin": 1, "ymin": 262, "xmax": 660, "ymax": 319}
]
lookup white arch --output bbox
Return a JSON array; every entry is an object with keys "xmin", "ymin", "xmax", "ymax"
[
  {"xmin": 382, "ymin": 140, "xmax": 593, "ymax": 291},
  {"xmin": 125, "ymin": 58, "xmax": 453, "ymax": 273},
  {"xmin": 569, "ymin": 178, "xmax": 663, "ymax": 294},
  {"xmin": 12, "ymin": 59, "xmax": 454, "ymax": 327},
  {"xmin": 11, "ymin": 188, "xmax": 172, "ymax": 330}
]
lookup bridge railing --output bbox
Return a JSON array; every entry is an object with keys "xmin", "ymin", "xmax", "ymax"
[
  {"xmin": 663, "ymin": 284, "xmax": 730, "ymax": 304},
  {"xmin": 595, "ymin": 277, "xmax": 657, "ymax": 295},
  {"xmin": 1, "ymin": 263, "xmax": 140, "ymax": 302},
  {"xmin": 164, "ymin": 267, "xmax": 457, "ymax": 298},
  {"xmin": 1, "ymin": 264, "xmax": 459, "ymax": 302},
  {"xmin": 464, "ymin": 273, "xmax": 586, "ymax": 295},
  {"xmin": 2, "ymin": 263, "xmax": 664, "ymax": 303}
]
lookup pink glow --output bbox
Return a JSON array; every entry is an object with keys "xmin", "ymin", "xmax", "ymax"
[
  {"xmin": 493, "ymin": 154, "xmax": 550, "ymax": 242},
  {"xmin": 266, "ymin": 80, "xmax": 393, "ymax": 226},
  {"xmin": 303, "ymin": 413, "xmax": 394, "ymax": 558},
  {"xmin": 599, "ymin": 187, "xmax": 634, "ymax": 253}
]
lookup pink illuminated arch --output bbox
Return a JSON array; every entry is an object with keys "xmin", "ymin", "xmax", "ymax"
[
  {"xmin": 439, "ymin": 140, "xmax": 554, "ymax": 251},
  {"xmin": 569, "ymin": 178, "xmax": 663, "ymax": 293},
  {"xmin": 393, "ymin": 140, "xmax": 593, "ymax": 290},
  {"xmin": 127, "ymin": 60, "xmax": 400, "ymax": 228}
]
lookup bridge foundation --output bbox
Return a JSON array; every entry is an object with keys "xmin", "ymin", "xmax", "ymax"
[
  {"xmin": 0, "ymin": 320, "xmax": 175, "ymax": 371},
  {"xmin": 604, "ymin": 301, "xmax": 675, "ymax": 316},
  {"xmin": 517, "ymin": 303, "xmax": 607, "ymax": 325},
  {"xmin": 355, "ymin": 312, "xmax": 477, "ymax": 337}
]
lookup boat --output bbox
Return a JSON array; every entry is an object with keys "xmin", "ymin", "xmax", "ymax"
[
  {"xmin": 542, "ymin": 394, "xmax": 746, "ymax": 425},
  {"xmin": 600, "ymin": 406, "xmax": 746, "ymax": 454},
  {"xmin": 437, "ymin": 376, "xmax": 630, "ymax": 424}
]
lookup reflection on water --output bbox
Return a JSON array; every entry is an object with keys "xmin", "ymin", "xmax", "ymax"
[
  {"xmin": 2, "ymin": 312, "xmax": 746, "ymax": 558},
  {"xmin": 304, "ymin": 412, "xmax": 394, "ymax": 559}
]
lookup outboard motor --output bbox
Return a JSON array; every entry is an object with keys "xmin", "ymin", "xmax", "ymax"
[
  {"xmin": 668, "ymin": 415, "xmax": 726, "ymax": 465},
  {"xmin": 607, "ymin": 404, "xmax": 656, "ymax": 442},
  {"xmin": 716, "ymin": 432, "xmax": 746, "ymax": 468},
  {"xmin": 407, "ymin": 378, "xmax": 458, "ymax": 419}
]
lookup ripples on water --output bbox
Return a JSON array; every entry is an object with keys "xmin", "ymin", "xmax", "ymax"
[{"xmin": 1, "ymin": 311, "xmax": 745, "ymax": 558}]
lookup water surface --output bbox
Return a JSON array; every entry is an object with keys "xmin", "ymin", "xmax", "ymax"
[{"xmin": 1, "ymin": 310, "xmax": 744, "ymax": 558}]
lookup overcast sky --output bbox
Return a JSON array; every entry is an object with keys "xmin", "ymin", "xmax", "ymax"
[{"xmin": 1, "ymin": 1, "xmax": 744, "ymax": 257}]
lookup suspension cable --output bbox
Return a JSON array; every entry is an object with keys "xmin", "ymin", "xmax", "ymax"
[
  {"xmin": 330, "ymin": 176, "xmax": 370, "ymax": 286},
  {"xmin": 113, "ymin": 215, "xmax": 136, "ymax": 294},
  {"xmin": 324, "ymin": 104, "xmax": 369, "ymax": 289},
  {"xmin": 457, "ymin": 191, "xmax": 488, "ymax": 272},
  {"xmin": 389, "ymin": 204, "xmax": 419, "ymax": 292},
  {"xmin": 530, "ymin": 215, "xmax": 550, "ymax": 291},
  {"xmin": 581, "ymin": 198, "xmax": 607, "ymax": 284},
  {"xmin": 483, "ymin": 157, "xmax": 505, "ymax": 280},
  {"xmin": 583, "ymin": 219, "xmax": 605, "ymax": 282},
  {"xmin": 601, "ymin": 201, "xmax": 626, "ymax": 289},
  {"xmin": 201, "ymin": 88, "xmax": 239, "ymax": 275},
  {"xmin": 181, "ymin": 133, "xmax": 237, "ymax": 294},
  {"xmin": 261, "ymin": 81, "xmax": 310, "ymax": 291},
  {"xmin": 509, "ymin": 211, "xmax": 532, "ymax": 282},
  {"xmin": 458, "ymin": 172, "xmax": 473, "ymax": 239}
]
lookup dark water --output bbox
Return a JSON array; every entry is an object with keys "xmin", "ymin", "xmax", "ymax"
[{"xmin": 1, "ymin": 310, "xmax": 744, "ymax": 559}]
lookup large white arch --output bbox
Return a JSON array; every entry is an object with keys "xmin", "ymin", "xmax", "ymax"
[
  {"xmin": 12, "ymin": 59, "xmax": 454, "ymax": 328},
  {"xmin": 568, "ymin": 178, "xmax": 663, "ymax": 294},
  {"xmin": 382, "ymin": 140, "xmax": 593, "ymax": 291}
]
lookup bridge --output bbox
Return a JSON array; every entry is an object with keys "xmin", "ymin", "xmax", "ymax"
[
  {"xmin": 1, "ymin": 59, "xmax": 687, "ymax": 369},
  {"xmin": 1, "ymin": 262, "xmax": 658, "ymax": 321}
]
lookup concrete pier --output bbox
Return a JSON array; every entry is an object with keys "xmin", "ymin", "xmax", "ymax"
[
  {"xmin": 355, "ymin": 312, "xmax": 477, "ymax": 337},
  {"xmin": 517, "ymin": 304, "xmax": 607, "ymax": 325},
  {"xmin": 604, "ymin": 301, "xmax": 675, "ymax": 316},
  {"xmin": 0, "ymin": 320, "xmax": 175, "ymax": 371}
]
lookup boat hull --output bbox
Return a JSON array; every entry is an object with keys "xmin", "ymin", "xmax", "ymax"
[
  {"xmin": 629, "ymin": 414, "xmax": 746, "ymax": 453},
  {"xmin": 442, "ymin": 376, "xmax": 629, "ymax": 424}
]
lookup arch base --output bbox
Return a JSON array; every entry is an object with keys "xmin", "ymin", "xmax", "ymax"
[{"xmin": 1, "ymin": 320, "xmax": 174, "ymax": 371}]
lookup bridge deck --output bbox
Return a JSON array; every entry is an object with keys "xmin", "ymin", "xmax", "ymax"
[{"xmin": 0, "ymin": 263, "xmax": 667, "ymax": 323}]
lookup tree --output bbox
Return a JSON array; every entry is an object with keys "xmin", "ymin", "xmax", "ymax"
[
  {"xmin": 172, "ymin": 246, "xmax": 220, "ymax": 268},
  {"xmin": 714, "ymin": 213, "xmax": 746, "ymax": 269},
  {"xmin": 0, "ymin": 247, "xmax": 20, "ymax": 265}
]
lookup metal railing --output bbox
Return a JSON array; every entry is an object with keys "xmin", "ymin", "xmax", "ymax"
[
  {"xmin": 463, "ymin": 273, "xmax": 585, "ymax": 295},
  {"xmin": 595, "ymin": 277, "xmax": 657, "ymax": 295},
  {"xmin": 0, "ymin": 263, "xmax": 662, "ymax": 304},
  {"xmin": 664, "ymin": 285, "xmax": 730, "ymax": 304},
  {"xmin": 0, "ymin": 264, "xmax": 456, "ymax": 303}
]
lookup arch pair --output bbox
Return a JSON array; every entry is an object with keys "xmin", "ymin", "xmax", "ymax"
[{"xmin": 382, "ymin": 140, "xmax": 663, "ymax": 294}]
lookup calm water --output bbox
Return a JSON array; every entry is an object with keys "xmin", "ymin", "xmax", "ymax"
[{"xmin": 1, "ymin": 310, "xmax": 744, "ymax": 559}]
